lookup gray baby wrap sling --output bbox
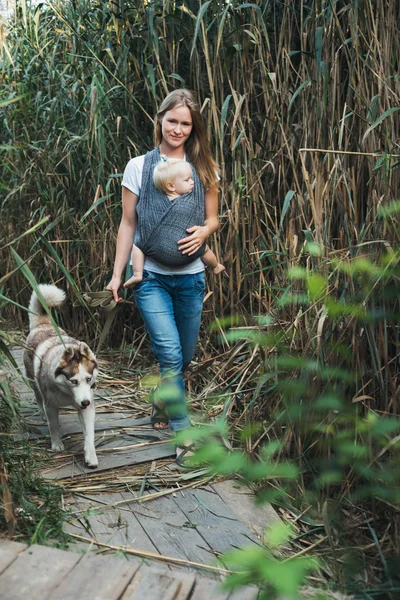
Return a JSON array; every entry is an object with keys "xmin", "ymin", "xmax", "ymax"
[{"xmin": 134, "ymin": 148, "xmax": 206, "ymax": 267}]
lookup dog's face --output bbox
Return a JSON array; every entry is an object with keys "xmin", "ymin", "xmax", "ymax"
[{"xmin": 54, "ymin": 342, "xmax": 98, "ymax": 410}]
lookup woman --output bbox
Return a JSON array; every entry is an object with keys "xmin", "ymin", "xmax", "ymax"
[{"xmin": 107, "ymin": 89, "xmax": 219, "ymax": 465}]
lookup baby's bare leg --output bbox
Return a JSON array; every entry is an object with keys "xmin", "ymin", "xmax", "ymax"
[
  {"xmin": 124, "ymin": 245, "xmax": 145, "ymax": 288},
  {"xmin": 201, "ymin": 246, "xmax": 225, "ymax": 275}
]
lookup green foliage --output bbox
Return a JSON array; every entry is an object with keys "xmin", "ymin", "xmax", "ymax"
[
  {"xmin": 0, "ymin": 353, "xmax": 67, "ymax": 544},
  {"xmin": 178, "ymin": 247, "xmax": 400, "ymax": 598}
]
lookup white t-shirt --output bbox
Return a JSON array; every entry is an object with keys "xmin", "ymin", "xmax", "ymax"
[{"xmin": 122, "ymin": 155, "xmax": 205, "ymax": 275}]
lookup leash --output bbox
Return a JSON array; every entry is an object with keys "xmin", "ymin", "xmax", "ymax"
[{"xmin": 74, "ymin": 290, "xmax": 121, "ymax": 353}]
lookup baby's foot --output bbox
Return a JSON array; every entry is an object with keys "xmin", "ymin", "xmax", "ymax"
[
  {"xmin": 212, "ymin": 263, "xmax": 225, "ymax": 275},
  {"xmin": 123, "ymin": 274, "xmax": 143, "ymax": 288}
]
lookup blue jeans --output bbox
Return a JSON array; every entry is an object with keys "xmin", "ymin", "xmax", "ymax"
[{"xmin": 132, "ymin": 269, "xmax": 205, "ymax": 432}]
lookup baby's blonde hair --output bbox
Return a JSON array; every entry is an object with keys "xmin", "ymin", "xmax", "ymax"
[{"xmin": 153, "ymin": 158, "xmax": 192, "ymax": 194}]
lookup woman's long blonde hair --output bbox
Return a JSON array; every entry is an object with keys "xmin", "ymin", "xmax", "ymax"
[{"xmin": 154, "ymin": 89, "xmax": 219, "ymax": 190}]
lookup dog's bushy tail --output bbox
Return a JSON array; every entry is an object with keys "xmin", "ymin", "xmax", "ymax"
[{"xmin": 28, "ymin": 284, "xmax": 66, "ymax": 331}]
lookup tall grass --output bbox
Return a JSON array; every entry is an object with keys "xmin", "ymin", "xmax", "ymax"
[{"xmin": 1, "ymin": 0, "xmax": 398, "ymax": 400}]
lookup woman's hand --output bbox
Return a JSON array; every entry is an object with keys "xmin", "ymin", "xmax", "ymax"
[
  {"xmin": 178, "ymin": 225, "xmax": 209, "ymax": 256},
  {"xmin": 106, "ymin": 276, "xmax": 124, "ymax": 303}
]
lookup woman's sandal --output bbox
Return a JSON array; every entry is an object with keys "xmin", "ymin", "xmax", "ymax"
[
  {"xmin": 150, "ymin": 402, "xmax": 169, "ymax": 429},
  {"xmin": 176, "ymin": 443, "xmax": 197, "ymax": 469}
]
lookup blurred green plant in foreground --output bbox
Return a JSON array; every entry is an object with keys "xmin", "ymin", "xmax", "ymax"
[{"xmin": 177, "ymin": 227, "xmax": 400, "ymax": 599}]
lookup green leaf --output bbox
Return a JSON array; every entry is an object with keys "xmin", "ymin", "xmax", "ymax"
[
  {"xmin": 307, "ymin": 273, "xmax": 327, "ymax": 300},
  {"xmin": 371, "ymin": 418, "xmax": 400, "ymax": 437},
  {"xmin": 10, "ymin": 248, "xmax": 63, "ymax": 338},
  {"xmin": 362, "ymin": 106, "xmax": 400, "ymax": 143},
  {"xmin": 265, "ymin": 521, "xmax": 293, "ymax": 548},
  {"xmin": 0, "ymin": 216, "xmax": 50, "ymax": 250},
  {"xmin": 314, "ymin": 395, "xmax": 343, "ymax": 411},
  {"xmin": 191, "ymin": 1, "xmax": 212, "ymax": 58},
  {"xmin": 81, "ymin": 195, "xmax": 111, "ymax": 222},
  {"xmin": 368, "ymin": 94, "xmax": 380, "ymax": 124},
  {"xmin": 261, "ymin": 557, "xmax": 317, "ymax": 596},
  {"xmin": 378, "ymin": 200, "xmax": 400, "ymax": 217},
  {"xmin": 304, "ymin": 241, "xmax": 323, "ymax": 256},
  {"xmin": 287, "ymin": 266, "xmax": 307, "ymax": 279},
  {"xmin": 168, "ymin": 73, "xmax": 185, "ymax": 84},
  {"xmin": 279, "ymin": 190, "xmax": 296, "ymax": 230},
  {"xmin": 288, "ymin": 80, "xmax": 312, "ymax": 114},
  {"xmin": 0, "ymin": 94, "xmax": 27, "ymax": 107},
  {"xmin": 220, "ymin": 94, "xmax": 232, "ymax": 138}
]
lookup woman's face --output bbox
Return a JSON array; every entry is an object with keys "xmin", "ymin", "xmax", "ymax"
[{"xmin": 160, "ymin": 105, "xmax": 193, "ymax": 150}]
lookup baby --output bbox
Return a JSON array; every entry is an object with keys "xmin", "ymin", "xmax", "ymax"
[{"xmin": 125, "ymin": 158, "xmax": 225, "ymax": 287}]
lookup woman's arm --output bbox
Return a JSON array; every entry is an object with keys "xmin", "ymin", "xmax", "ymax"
[
  {"xmin": 107, "ymin": 187, "xmax": 138, "ymax": 302},
  {"xmin": 178, "ymin": 186, "xmax": 219, "ymax": 256}
]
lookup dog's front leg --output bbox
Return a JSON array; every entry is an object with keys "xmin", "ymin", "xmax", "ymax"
[
  {"xmin": 32, "ymin": 382, "xmax": 47, "ymax": 421},
  {"xmin": 45, "ymin": 403, "xmax": 65, "ymax": 452},
  {"xmin": 78, "ymin": 404, "xmax": 98, "ymax": 468}
]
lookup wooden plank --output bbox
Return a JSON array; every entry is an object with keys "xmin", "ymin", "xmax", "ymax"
[
  {"xmin": 190, "ymin": 577, "xmax": 231, "ymax": 600},
  {"xmin": 118, "ymin": 492, "xmax": 170, "ymax": 559},
  {"xmin": 0, "ymin": 544, "xmax": 81, "ymax": 600},
  {"xmin": 67, "ymin": 493, "xmax": 162, "ymax": 556},
  {"xmin": 0, "ymin": 541, "xmax": 27, "ymax": 576},
  {"xmin": 171, "ymin": 488, "xmax": 259, "ymax": 556},
  {"xmin": 122, "ymin": 495, "xmax": 217, "ymax": 575},
  {"xmin": 121, "ymin": 565, "xmax": 195, "ymax": 600},
  {"xmin": 61, "ymin": 430, "xmax": 165, "ymax": 457},
  {"xmin": 48, "ymin": 552, "xmax": 139, "ymax": 600},
  {"xmin": 41, "ymin": 441, "xmax": 174, "ymax": 480},
  {"xmin": 22, "ymin": 412, "xmax": 153, "ymax": 439},
  {"xmin": 212, "ymin": 480, "xmax": 280, "ymax": 543}
]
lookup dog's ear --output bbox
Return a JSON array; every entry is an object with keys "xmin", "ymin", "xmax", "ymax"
[
  {"xmin": 55, "ymin": 345, "xmax": 74, "ymax": 377},
  {"xmin": 79, "ymin": 342, "xmax": 96, "ymax": 363},
  {"xmin": 60, "ymin": 345, "xmax": 75, "ymax": 366}
]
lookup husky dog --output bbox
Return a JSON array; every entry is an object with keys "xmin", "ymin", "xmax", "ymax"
[{"xmin": 23, "ymin": 284, "xmax": 98, "ymax": 468}]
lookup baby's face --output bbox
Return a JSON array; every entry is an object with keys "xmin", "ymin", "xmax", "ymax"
[{"xmin": 172, "ymin": 164, "xmax": 194, "ymax": 195}]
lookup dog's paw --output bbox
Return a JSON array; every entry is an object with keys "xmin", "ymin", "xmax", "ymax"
[
  {"xmin": 85, "ymin": 452, "xmax": 98, "ymax": 469},
  {"xmin": 51, "ymin": 441, "xmax": 65, "ymax": 452}
]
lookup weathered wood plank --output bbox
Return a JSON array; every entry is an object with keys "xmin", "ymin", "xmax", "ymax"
[
  {"xmin": 190, "ymin": 577, "xmax": 231, "ymax": 600},
  {"xmin": 48, "ymin": 552, "xmax": 139, "ymax": 600},
  {"xmin": 41, "ymin": 441, "xmax": 174, "ymax": 480},
  {"xmin": 0, "ymin": 541, "xmax": 27, "ymax": 576},
  {"xmin": 122, "ymin": 494, "xmax": 218, "ymax": 575},
  {"xmin": 22, "ymin": 412, "xmax": 153, "ymax": 440},
  {"xmin": 60, "ymin": 430, "xmax": 165, "ymax": 457},
  {"xmin": 118, "ymin": 492, "xmax": 170, "ymax": 560},
  {"xmin": 121, "ymin": 565, "xmax": 195, "ymax": 600},
  {"xmin": 0, "ymin": 544, "xmax": 81, "ymax": 600},
  {"xmin": 172, "ymin": 487, "xmax": 259, "ymax": 556},
  {"xmin": 67, "ymin": 493, "xmax": 160, "ymax": 554},
  {"xmin": 212, "ymin": 480, "xmax": 280, "ymax": 543}
]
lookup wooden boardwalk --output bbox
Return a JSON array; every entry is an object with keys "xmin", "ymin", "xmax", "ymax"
[
  {"xmin": 0, "ymin": 540, "xmax": 258, "ymax": 600},
  {"xmin": 3, "ymin": 345, "xmax": 281, "ymax": 598}
]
